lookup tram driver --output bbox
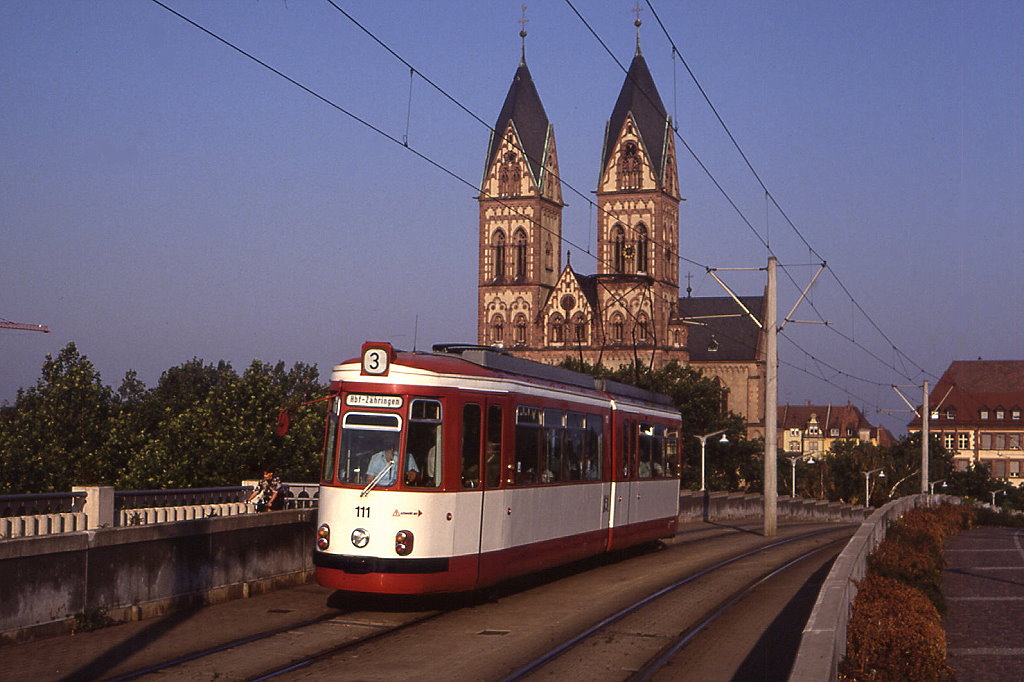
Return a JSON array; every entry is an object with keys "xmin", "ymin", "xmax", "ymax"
[{"xmin": 366, "ymin": 446, "xmax": 419, "ymax": 486}]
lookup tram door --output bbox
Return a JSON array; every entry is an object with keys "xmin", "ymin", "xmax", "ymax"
[
  {"xmin": 465, "ymin": 401, "xmax": 508, "ymax": 584},
  {"xmin": 609, "ymin": 416, "xmax": 637, "ymax": 545}
]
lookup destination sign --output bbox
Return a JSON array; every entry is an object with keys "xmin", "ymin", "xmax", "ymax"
[{"xmin": 346, "ymin": 394, "xmax": 403, "ymax": 409}]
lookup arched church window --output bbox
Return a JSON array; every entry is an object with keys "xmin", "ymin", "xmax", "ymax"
[
  {"xmin": 617, "ymin": 142, "xmax": 642, "ymax": 190},
  {"xmin": 545, "ymin": 240, "xmax": 553, "ymax": 272},
  {"xmin": 499, "ymin": 152, "xmax": 521, "ymax": 197},
  {"xmin": 612, "ymin": 225, "xmax": 626, "ymax": 273},
  {"xmin": 491, "ymin": 315, "xmax": 505, "ymax": 345},
  {"xmin": 636, "ymin": 224, "xmax": 648, "ymax": 273},
  {"xmin": 611, "ymin": 314, "xmax": 625, "ymax": 345},
  {"xmin": 572, "ymin": 313, "xmax": 587, "ymax": 343},
  {"xmin": 492, "ymin": 230, "xmax": 506, "ymax": 282},
  {"xmin": 635, "ymin": 315, "xmax": 650, "ymax": 345},
  {"xmin": 513, "ymin": 229, "xmax": 527, "ymax": 280},
  {"xmin": 549, "ymin": 313, "xmax": 565, "ymax": 344},
  {"xmin": 513, "ymin": 314, "xmax": 527, "ymax": 346}
]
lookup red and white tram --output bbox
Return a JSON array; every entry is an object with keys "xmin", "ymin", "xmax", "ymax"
[{"xmin": 313, "ymin": 341, "xmax": 682, "ymax": 594}]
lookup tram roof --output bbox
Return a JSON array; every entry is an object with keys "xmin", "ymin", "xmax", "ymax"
[{"xmin": 428, "ymin": 344, "xmax": 675, "ymax": 409}]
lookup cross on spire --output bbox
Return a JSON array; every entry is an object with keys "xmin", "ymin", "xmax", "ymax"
[
  {"xmin": 519, "ymin": 5, "xmax": 529, "ymax": 63},
  {"xmin": 633, "ymin": 1, "xmax": 643, "ymax": 54}
]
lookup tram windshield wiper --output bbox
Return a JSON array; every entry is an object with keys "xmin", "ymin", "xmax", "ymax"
[{"xmin": 360, "ymin": 461, "xmax": 394, "ymax": 497}]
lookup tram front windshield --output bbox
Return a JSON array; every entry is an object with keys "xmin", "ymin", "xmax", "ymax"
[{"xmin": 337, "ymin": 413, "xmax": 403, "ymax": 486}]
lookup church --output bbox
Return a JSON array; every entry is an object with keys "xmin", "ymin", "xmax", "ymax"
[{"xmin": 475, "ymin": 24, "xmax": 768, "ymax": 436}]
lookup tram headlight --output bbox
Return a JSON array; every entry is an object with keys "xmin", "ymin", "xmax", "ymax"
[
  {"xmin": 395, "ymin": 530, "xmax": 414, "ymax": 556},
  {"xmin": 317, "ymin": 524, "xmax": 330, "ymax": 551},
  {"xmin": 351, "ymin": 527, "xmax": 370, "ymax": 549}
]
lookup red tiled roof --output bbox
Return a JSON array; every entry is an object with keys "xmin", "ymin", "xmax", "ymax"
[{"xmin": 908, "ymin": 360, "xmax": 1024, "ymax": 428}]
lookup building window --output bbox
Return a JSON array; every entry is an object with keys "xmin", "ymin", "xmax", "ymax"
[
  {"xmin": 549, "ymin": 314, "xmax": 565, "ymax": 344},
  {"xmin": 1009, "ymin": 434, "xmax": 1021, "ymax": 449},
  {"xmin": 612, "ymin": 225, "xmax": 626, "ymax": 273},
  {"xmin": 635, "ymin": 224, "xmax": 648, "ymax": 273},
  {"xmin": 1013, "ymin": 408, "xmax": 1021, "ymax": 421},
  {"xmin": 617, "ymin": 141, "xmax": 641, "ymax": 190},
  {"xmin": 513, "ymin": 314, "xmax": 527, "ymax": 346},
  {"xmin": 946, "ymin": 407, "xmax": 957, "ymax": 420},
  {"xmin": 996, "ymin": 408, "xmax": 1006, "ymax": 420},
  {"xmin": 499, "ymin": 151, "xmax": 521, "ymax": 197},
  {"xmin": 981, "ymin": 433, "xmax": 993, "ymax": 450},
  {"xmin": 513, "ymin": 229, "xmax": 527, "ymax": 280},
  {"xmin": 635, "ymin": 315, "xmax": 650, "ymax": 344},
  {"xmin": 491, "ymin": 315, "xmax": 504, "ymax": 345},
  {"xmin": 944, "ymin": 433, "xmax": 955, "ymax": 449},
  {"xmin": 980, "ymin": 409, "xmax": 990, "ymax": 420},
  {"xmin": 788, "ymin": 440, "xmax": 801, "ymax": 452},
  {"xmin": 544, "ymin": 240, "xmax": 553, "ymax": 272},
  {"xmin": 492, "ymin": 230, "xmax": 506, "ymax": 281},
  {"xmin": 572, "ymin": 313, "xmax": 587, "ymax": 344},
  {"xmin": 830, "ymin": 428, "xmax": 840, "ymax": 437},
  {"xmin": 930, "ymin": 410, "xmax": 939, "ymax": 420},
  {"xmin": 611, "ymin": 314, "xmax": 624, "ymax": 344},
  {"xmin": 958, "ymin": 433, "xmax": 970, "ymax": 450}
]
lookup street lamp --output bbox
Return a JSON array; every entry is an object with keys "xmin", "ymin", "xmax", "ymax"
[
  {"xmin": 928, "ymin": 479, "xmax": 947, "ymax": 495},
  {"xmin": 788, "ymin": 454, "xmax": 816, "ymax": 498},
  {"xmin": 863, "ymin": 468, "xmax": 885, "ymax": 507},
  {"xmin": 990, "ymin": 489, "xmax": 1007, "ymax": 507},
  {"xmin": 695, "ymin": 430, "xmax": 729, "ymax": 491}
]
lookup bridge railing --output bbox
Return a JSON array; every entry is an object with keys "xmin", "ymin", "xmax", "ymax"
[{"xmin": 0, "ymin": 483, "xmax": 318, "ymax": 539}]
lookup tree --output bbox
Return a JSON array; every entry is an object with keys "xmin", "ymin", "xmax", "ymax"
[{"xmin": 0, "ymin": 343, "xmax": 113, "ymax": 492}]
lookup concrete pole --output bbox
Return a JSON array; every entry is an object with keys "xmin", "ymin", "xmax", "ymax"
[
  {"xmin": 921, "ymin": 380, "xmax": 930, "ymax": 494},
  {"xmin": 764, "ymin": 257, "xmax": 778, "ymax": 537}
]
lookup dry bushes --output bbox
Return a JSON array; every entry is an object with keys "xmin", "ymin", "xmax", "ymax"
[{"xmin": 839, "ymin": 503, "xmax": 974, "ymax": 681}]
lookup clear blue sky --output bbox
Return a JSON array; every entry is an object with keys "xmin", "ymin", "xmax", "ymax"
[{"xmin": 2, "ymin": 1, "xmax": 1021, "ymax": 435}]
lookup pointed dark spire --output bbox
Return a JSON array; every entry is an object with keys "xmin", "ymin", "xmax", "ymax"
[
  {"xmin": 601, "ymin": 50, "xmax": 670, "ymax": 183},
  {"xmin": 487, "ymin": 59, "xmax": 549, "ymax": 185}
]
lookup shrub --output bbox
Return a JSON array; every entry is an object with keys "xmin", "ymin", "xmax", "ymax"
[{"xmin": 840, "ymin": 574, "xmax": 953, "ymax": 681}]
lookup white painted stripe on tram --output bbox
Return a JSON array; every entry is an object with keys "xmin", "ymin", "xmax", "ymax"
[{"xmin": 947, "ymin": 597, "xmax": 1024, "ymax": 601}]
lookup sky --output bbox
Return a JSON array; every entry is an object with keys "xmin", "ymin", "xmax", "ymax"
[{"xmin": 1, "ymin": 1, "xmax": 1022, "ymax": 436}]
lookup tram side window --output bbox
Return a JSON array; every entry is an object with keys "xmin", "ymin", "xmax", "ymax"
[
  {"xmin": 585, "ymin": 415, "xmax": 603, "ymax": 480},
  {"xmin": 515, "ymin": 406, "xmax": 542, "ymax": 484},
  {"xmin": 486, "ymin": 404, "xmax": 503, "ymax": 488},
  {"xmin": 565, "ymin": 412, "xmax": 585, "ymax": 480},
  {"xmin": 321, "ymin": 398, "xmax": 340, "ymax": 482},
  {"xmin": 638, "ymin": 424, "xmax": 656, "ymax": 478},
  {"xmin": 407, "ymin": 399, "xmax": 442, "ymax": 488},
  {"xmin": 461, "ymin": 404, "xmax": 482, "ymax": 489},
  {"xmin": 543, "ymin": 408, "xmax": 565, "ymax": 483}
]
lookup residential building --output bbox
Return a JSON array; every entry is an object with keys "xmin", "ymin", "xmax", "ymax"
[
  {"xmin": 908, "ymin": 360, "xmax": 1024, "ymax": 485},
  {"xmin": 779, "ymin": 402, "xmax": 895, "ymax": 456}
]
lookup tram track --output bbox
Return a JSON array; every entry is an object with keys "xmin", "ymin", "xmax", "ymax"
[{"xmin": 96, "ymin": 522, "xmax": 850, "ymax": 681}]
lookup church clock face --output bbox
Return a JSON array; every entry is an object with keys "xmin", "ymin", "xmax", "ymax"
[{"xmin": 561, "ymin": 295, "xmax": 575, "ymax": 311}]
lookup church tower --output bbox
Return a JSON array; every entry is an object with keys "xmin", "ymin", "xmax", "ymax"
[
  {"xmin": 589, "ymin": 25, "xmax": 684, "ymax": 366},
  {"xmin": 477, "ymin": 34, "xmax": 564, "ymax": 350}
]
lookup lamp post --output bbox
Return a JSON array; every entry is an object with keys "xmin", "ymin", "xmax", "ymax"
[
  {"xmin": 695, "ymin": 430, "xmax": 729, "ymax": 491},
  {"xmin": 788, "ymin": 454, "xmax": 816, "ymax": 498},
  {"xmin": 863, "ymin": 468, "xmax": 885, "ymax": 507},
  {"xmin": 928, "ymin": 479, "xmax": 947, "ymax": 495},
  {"xmin": 990, "ymin": 489, "xmax": 1006, "ymax": 507}
]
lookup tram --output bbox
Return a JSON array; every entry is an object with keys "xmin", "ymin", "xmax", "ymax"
[{"xmin": 313, "ymin": 341, "xmax": 682, "ymax": 594}]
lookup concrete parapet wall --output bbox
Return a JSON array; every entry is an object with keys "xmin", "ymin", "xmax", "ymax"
[
  {"xmin": 0, "ymin": 508, "xmax": 315, "ymax": 645},
  {"xmin": 0, "ymin": 513, "xmax": 88, "ymax": 539},
  {"xmin": 788, "ymin": 494, "xmax": 961, "ymax": 681},
  {"xmin": 117, "ymin": 502, "xmax": 252, "ymax": 527},
  {"xmin": 677, "ymin": 491, "xmax": 870, "ymax": 523}
]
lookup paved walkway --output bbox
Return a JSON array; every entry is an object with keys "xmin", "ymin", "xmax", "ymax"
[{"xmin": 943, "ymin": 526, "xmax": 1024, "ymax": 681}]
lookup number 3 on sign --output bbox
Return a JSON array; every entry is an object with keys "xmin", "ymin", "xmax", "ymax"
[{"xmin": 362, "ymin": 347, "xmax": 389, "ymax": 375}]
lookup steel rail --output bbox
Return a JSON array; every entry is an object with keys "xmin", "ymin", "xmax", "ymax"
[{"xmin": 500, "ymin": 526, "xmax": 849, "ymax": 681}]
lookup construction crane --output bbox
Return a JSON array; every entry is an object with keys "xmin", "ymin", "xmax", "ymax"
[{"xmin": 0, "ymin": 318, "xmax": 50, "ymax": 333}]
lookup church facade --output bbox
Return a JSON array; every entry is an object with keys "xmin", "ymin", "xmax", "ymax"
[{"xmin": 475, "ymin": 35, "xmax": 767, "ymax": 434}]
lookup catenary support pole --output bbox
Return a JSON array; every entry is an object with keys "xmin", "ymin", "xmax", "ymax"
[
  {"xmin": 921, "ymin": 380, "xmax": 929, "ymax": 493},
  {"xmin": 764, "ymin": 257, "xmax": 778, "ymax": 537}
]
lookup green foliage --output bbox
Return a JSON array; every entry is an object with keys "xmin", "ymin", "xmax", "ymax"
[
  {"xmin": 0, "ymin": 343, "xmax": 113, "ymax": 492},
  {"xmin": 1, "ymin": 343, "xmax": 327, "ymax": 493},
  {"xmin": 71, "ymin": 604, "xmax": 114, "ymax": 634}
]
